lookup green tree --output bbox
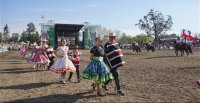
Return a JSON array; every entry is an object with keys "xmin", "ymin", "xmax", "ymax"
[
  {"xmin": 133, "ymin": 34, "xmax": 153, "ymax": 44},
  {"xmin": 20, "ymin": 22, "xmax": 40, "ymax": 43},
  {"xmin": 27, "ymin": 22, "xmax": 36, "ymax": 33},
  {"xmin": 3, "ymin": 24, "xmax": 10, "ymax": 43},
  {"xmin": 27, "ymin": 31, "xmax": 39, "ymax": 43},
  {"xmin": 136, "ymin": 9, "xmax": 173, "ymax": 43},
  {"xmin": 20, "ymin": 31, "xmax": 28, "ymax": 42},
  {"xmin": 10, "ymin": 33, "xmax": 20, "ymax": 42},
  {"xmin": 118, "ymin": 33, "xmax": 134, "ymax": 44}
]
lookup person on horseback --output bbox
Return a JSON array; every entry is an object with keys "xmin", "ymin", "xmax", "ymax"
[
  {"xmin": 132, "ymin": 41, "xmax": 139, "ymax": 47},
  {"xmin": 147, "ymin": 41, "xmax": 151, "ymax": 46},
  {"xmin": 146, "ymin": 41, "xmax": 154, "ymax": 52},
  {"xmin": 180, "ymin": 38, "xmax": 187, "ymax": 46},
  {"xmin": 132, "ymin": 41, "xmax": 141, "ymax": 53},
  {"xmin": 174, "ymin": 38, "xmax": 192, "ymax": 56},
  {"xmin": 181, "ymin": 38, "xmax": 189, "ymax": 48},
  {"xmin": 176, "ymin": 38, "xmax": 180, "ymax": 43},
  {"xmin": 135, "ymin": 41, "xmax": 139, "ymax": 46}
]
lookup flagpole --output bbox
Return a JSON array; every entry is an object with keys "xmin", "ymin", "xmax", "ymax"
[{"xmin": 185, "ymin": 29, "xmax": 186, "ymax": 43}]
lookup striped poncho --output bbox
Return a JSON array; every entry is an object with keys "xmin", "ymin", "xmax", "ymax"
[{"xmin": 104, "ymin": 41, "xmax": 125, "ymax": 69}]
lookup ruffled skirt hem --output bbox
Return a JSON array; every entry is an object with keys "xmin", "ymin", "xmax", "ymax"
[
  {"xmin": 81, "ymin": 72, "xmax": 113, "ymax": 83},
  {"xmin": 50, "ymin": 66, "xmax": 76, "ymax": 73}
]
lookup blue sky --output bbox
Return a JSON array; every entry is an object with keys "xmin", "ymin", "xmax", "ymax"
[{"xmin": 0, "ymin": 0, "xmax": 199, "ymax": 36}]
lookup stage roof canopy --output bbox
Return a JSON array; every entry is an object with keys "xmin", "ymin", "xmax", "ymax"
[{"xmin": 55, "ymin": 24, "xmax": 84, "ymax": 36}]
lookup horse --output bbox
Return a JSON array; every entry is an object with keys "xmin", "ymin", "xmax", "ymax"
[
  {"xmin": 174, "ymin": 41, "xmax": 192, "ymax": 56},
  {"xmin": 132, "ymin": 43, "xmax": 141, "ymax": 54},
  {"xmin": 145, "ymin": 43, "xmax": 155, "ymax": 52}
]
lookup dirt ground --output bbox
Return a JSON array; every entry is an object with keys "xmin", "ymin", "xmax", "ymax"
[{"xmin": 1, "ymin": 49, "xmax": 200, "ymax": 103}]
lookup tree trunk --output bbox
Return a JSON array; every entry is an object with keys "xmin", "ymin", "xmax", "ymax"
[
  {"xmin": 154, "ymin": 34, "xmax": 160, "ymax": 49},
  {"xmin": 154, "ymin": 34, "xmax": 159, "ymax": 44}
]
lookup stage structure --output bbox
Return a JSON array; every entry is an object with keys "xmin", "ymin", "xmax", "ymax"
[
  {"xmin": 54, "ymin": 24, "xmax": 84, "ymax": 48},
  {"xmin": 84, "ymin": 25, "xmax": 100, "ymax": 47},
  {"xmin": 41, "ymin": 23, "xmax": 55, "ymax": 46},
  {"xmin": 41, "ymin": 23, "xmax": 101, "ymax": 49}
]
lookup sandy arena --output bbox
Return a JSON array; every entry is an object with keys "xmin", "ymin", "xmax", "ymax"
[{"xmin": 0, "ymin": 50, "xmax": 200, "ymax": 102}]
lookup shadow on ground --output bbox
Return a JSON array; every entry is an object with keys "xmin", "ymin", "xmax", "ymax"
[
  {"xmin": 4, "ymin": 91, "xmax": 97, "ymax": 103},
  {"xmin": 0, "ymin": 68, "xmax": 42, "ymax": 74},
  {"xmin": 0, "ymin": 82, "xmax": 53, "ymax": 90},
  {"xmin": 145, "ymin": 56, "xmax": 177, "ymax": 59},
  {"xmin": 178, "ymin": 66, "xmax": 200, "ymax": 70}
]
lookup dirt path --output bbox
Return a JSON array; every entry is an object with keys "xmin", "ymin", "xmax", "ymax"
[{"xmin": 0, "ymin": 50, "xmax": 200, "ymax": 102}]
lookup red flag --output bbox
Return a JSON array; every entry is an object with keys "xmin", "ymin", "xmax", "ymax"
[
  {"xmin": 188, "ymin": 35, "xmax": 197, "ymax": 40},
  {"xmin": 182, "ymin": 29, "xmax": 189, "ymax": 38},
  {"xmin": 182, "ymin": 29, "xmax": 197, "ymax": 41},
  {"xmin": 187, "ymin": 30, "xmax": 197, "ymax": 41}
]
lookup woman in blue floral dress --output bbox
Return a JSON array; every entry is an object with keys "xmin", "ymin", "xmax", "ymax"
[{"xmin": 81, "ymin": 36, "xmax": 113, "ymax": 96}]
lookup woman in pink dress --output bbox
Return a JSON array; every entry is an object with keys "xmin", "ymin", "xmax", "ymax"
[
  {"xmin": 19, "ymin": 43, "xmax": 26, "ymax": 56},
  {"xmin": 20, "ymin": 43, "xmax": 29, "ymax": 57},
  {"xmin": 50, "ymin": 38, "xmax": 76, "ymax": 84},
  {"xmin": 31, "ymin": 41, "xmax": 49, "ymax": 70}
]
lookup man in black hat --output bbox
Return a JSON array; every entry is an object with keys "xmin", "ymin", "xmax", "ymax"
[{"xmin": 103, "ymin": 32, "xmax": 126, "ymax": 96}]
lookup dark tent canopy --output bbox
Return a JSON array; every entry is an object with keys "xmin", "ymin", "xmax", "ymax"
[
  {"xmin": 54, "ymin": 24, "xmax": 84, "ymax": 47},
  {"xmin": 55, "ymin": 24, "xmax": 84, "ymax": 37}
]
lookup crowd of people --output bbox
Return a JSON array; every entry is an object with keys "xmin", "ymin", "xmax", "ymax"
[
  {"xmin": 120, "ymin": 38, "xmax": 200, "ymax": 51},
  {"xmin": 19, "ymin": 32, "xmax": 126, "ymax": 96},
  {"xmin": 0, "ymin": 43, "xmax": 21, "ymax": 51}
]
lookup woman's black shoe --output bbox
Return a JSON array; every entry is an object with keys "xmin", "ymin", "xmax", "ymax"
[
  {"xmin": 102, "ymin": 85, "xmax": 109, "ymax": 91},
  {"xmin": 117, "ymin": 90, "xmax": 125, "ymax": 96},
  {"xmin": 91, "ymin": 83, "xmax": 95, "ymax": 91},
  {"xmin": 77, "ymin": 79, "xmax": 81, "ymax": 83},
  {"xmin": 97, "ymin": 92, "xmax": 103, "ymax": 96}
]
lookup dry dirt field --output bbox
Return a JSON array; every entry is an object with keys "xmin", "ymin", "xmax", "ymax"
[{"xmin": 1, "ymin": 49, "xmax": 200, "ymax": 103}]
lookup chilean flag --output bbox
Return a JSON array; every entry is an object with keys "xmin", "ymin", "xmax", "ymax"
[
  {"xmin": 182, "ymin": 29, "xmax": 197, "ymax": 41},
  {"xmin": 188, "ymin": 30, "xmax": 197, "ymax": 40},
  {"xmin": 182, "ymin": 29, "xmax": 189, "ymax": 38}
]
